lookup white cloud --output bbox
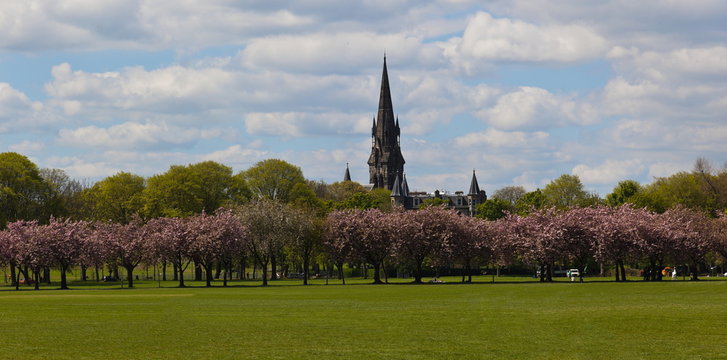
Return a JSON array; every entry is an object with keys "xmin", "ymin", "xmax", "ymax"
[
  {"xmin": 57, "ymin": 121, "xmax": 225, "ymax": 149},
  {"xmin": 572, "ymin": 159, "xmax": 645, "ymax": 185},
  {"xmin": 240, "ymin": 32, "xmax": 442, "ymax": 74},
  {"xmin": 244, "ymin": 112, "xmax": 372, "ymax": 138},
  {"xmin": 0, "ymin": 82, "xmax": 51, "ymax": 133},
  {"xmin": 444, "ymin": 11, "xmax": 608, "ymax": 72},
  {"xmin": 454, "ymin": 128, "xmax": 548, "ymax": 148},
  {"xmin": 8, "ymin": 140, "xmax": 44, "ymax": 153},
  {"xmin": 481, "ymin": 87, "xmax": 598, "ymax": 130}
]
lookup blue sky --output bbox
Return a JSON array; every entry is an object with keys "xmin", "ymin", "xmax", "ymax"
[{"xmin": 1, "ymin": 0, "xmax": 726, "ymax": 196}]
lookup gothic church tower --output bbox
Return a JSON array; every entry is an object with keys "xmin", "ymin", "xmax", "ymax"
[{"xmin": 368, "ymin": 57, "xmax": 405, "ymax": 190}]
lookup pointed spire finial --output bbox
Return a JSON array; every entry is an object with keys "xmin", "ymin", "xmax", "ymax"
[{"xmin": 468, "ymin": 169, "xmax": 481, "ymax": 196}]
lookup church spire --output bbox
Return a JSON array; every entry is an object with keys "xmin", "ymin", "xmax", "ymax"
[
  {"xmin": 344, "ymin": 163, "xmax": 351, "ymax": 182},
  {"xmin": 375, "ymin": 55, "xmax": 395, "ymax": 139},
  {"xmin": 368, "ymin": 56, "xmax": 406, "ymax": 191},
  {"xmin": 468, "ymin": 169, "xmax": 480, "ymax": 196}
]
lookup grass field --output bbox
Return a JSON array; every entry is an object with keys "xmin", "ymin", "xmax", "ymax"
[{"xmin": 1, "ymin": 276, "xmax": 726, "ymax": 359}]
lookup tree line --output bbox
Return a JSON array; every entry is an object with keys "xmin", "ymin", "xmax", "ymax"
[
  {"xmin": 2, "ymin": 152, "xmax": 727, "ymax": 289},
  {"xmin": 2, "ymin": 202, "xmax": 727, "ymax": 290}
]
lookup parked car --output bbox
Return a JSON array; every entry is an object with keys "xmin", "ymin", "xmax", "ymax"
[{"xmin": 566, "ymin": 269, "xmax": 580, "ymax": 279}]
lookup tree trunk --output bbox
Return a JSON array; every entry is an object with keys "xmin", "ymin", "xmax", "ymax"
[
  {"xmin": 303, "ymin": 256, "xmax": 310, "ymax": 285},
  {"xmin": 60, "ymin": 264, "xmax": 69, "ymax": 290},
  {"xmin": 619, "ymin": 261, "xmax": 627, "ymax": 282},
  {"xmin": 690, "ymin": 262, "xmax": 700, "ymax": 281},
  {"xmin": 34, "ymin": 270, "xmax": 40, "ymax": 290},
  {"xmin": 414, "ymin": 261, "xmax": 423, "ymax": 284},
  {"xmin": 204, "ymin": 264, "xmax": 212, "ymax": 287},
  {"xmin": 271, "ymin": 255, "xmax": 278, "ymax": 281},
  {"xmin": 44, "ymin": 267, "xmax": 51, "ymax": 284},
  {"xmin": 178, "ymin": 261, "xmax": 186, "ymax": 288},
  {"xmin": 215, "ymin": 261, "xmax": 222, "ymax": 279},
  {"xmin": 614, "ymin": 262, "xmax": 620, "ymax": 282},
  {"xmin": 126, "ymin": 266, "xmax": 135, "ymax": 288},
  {"xmin": 539, "ymin": 263, "xmax": 546, "ymax": 282},
  {"xmin": 173, "ymin": 263, "xmax": 179, "ymax": 281},
  {"xmin": 243, "ymin": 256, "xmax": 247, "ymax": 280},
  {"xmin": 10, "ymin": 264, "xmax": 18, "ymax": 289},
  {"xmin": 194, "ymin": 261, "xmax": 202, "ymax": 281},
  {"xmin": 162, "ymin": 260, "xmax": 167, "ymax": 281},
  {"xmin": 81, "ymin": 265, "xmax": 87, "ymax": 281},
  {"xmin": 546, "ymin": 263, "xmax": 553, "ymax": 282},
  {"xmin": 373, "ymin": 261, "xmax": 383, "ymax": 284},
  {"xmin": 656, "ymin": 260, "xmax": 663, "ymax": 281},
  {"xmin": 261, "ymin": 261, "xmax": 269, "ymax": 286},
  {"xmin": 95, "ymin": 265, "xmax": 99, "ymax": 281},
  {"xmin": 337, "ymin": 262, "xmax": 345, "ymax": 285}
]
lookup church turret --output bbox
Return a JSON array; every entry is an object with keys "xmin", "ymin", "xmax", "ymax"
[
  {"xmin": 344, "ymin": 163, "xmax": 351, "ymax": 182},
  {"xmin": 467, "ymin": 170, "xmax": 487, "ymax": 216},
  {"xmin": 390, "ymin": 172, "xmax": 405, "ymax": 206},
  {"xmin": 368, "ymin": 56, "xmax": 405, "ymax": 190}
]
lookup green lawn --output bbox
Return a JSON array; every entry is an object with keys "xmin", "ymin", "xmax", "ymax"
[{"xmin": 0, "ymin": 277, "xmax": 725, "ymax": 359}]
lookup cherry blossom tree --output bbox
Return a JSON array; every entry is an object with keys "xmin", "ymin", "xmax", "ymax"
[
  {"xmin": 8, "ymin": 220, "xmax": 49, "ymax": 290},
  {"xmin": 104, "ymin": 218, "xmax": 149, "ymax": 288},
  {"xmin": 450, "ymin": 216, "xmax": 494, "ymax": 283},
  {"xmin": 323, "ymin": 210, "xmax": 357, "ymax": 284},
  {"xmin": 44, "ymin": 217, "xmax": 90, "ymax": 289},
  {"xmin": 506, "ymin": 209, "xmax": 565, "ymax": 282},
  {"xmin": 287, "ymin": 207, "xmax": 321, "ymax": 285},
  {"xmin": 393, "ymin": 206, "xmax": 457, "ymax": 283},
  {"xmin": 349, "ymin": 209, "xmax": 395, "ymax": 284},
  {"xmin": 662, "ymin": 206, "xmax": 715, "ymax": 280},
  {"xmin": 146, "ymin": 216, "xmax": 194, "ymax": 287},
  {"xmin": 0, "ymin": 228, "xmax": 20, "ymax": 288},
  {"xmin": 188, "ymin": 209, "xmax": 246, "ymax": 287},
  {"xmin": 236, "ymin": 199, "xmax": 290, "ymax": 286},
  {"xmin": 556, "ymin": 207, "xmax": 599, "ymax": 282},
  {"xmin": 590, "ymin": 205, "xmax": 640, "ymax": 281}
]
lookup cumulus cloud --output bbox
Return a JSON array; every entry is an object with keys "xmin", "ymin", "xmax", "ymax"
[
  {"xmin": 57, "ymin": 121, "xmax": 225, "ymax": 149},
  {"xmin": 244, "ymin": 112, "xmax": 372, "ymax": 138},
  {"xmin": 240, "ymin": 32, "xmax": 442, "ymax": 74},
  {"xmin": 572, "ymin": 159, "xmax": 645, "ymax": 185},
  {"xmin": 0, "ymin": 82, "xmax": 50, "ymax": 133},
  {"xmin": 444, "ymin": 12, "xmax": 608, "ymax": 72},
  {"xmin": 8, "ymin": 140, "xmax": 44, "ymax": 153},
  {"xmin": 480, "ymin": 87, "xmax": 598, "ymax": 130},
  {"xmin": 454, "ymin": 128, "xmax": 548, "ymax": 148}
]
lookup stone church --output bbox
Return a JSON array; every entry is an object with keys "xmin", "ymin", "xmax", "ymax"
[{"xmin": 349, "ymin": 57, "xmax": 487, "ymax": 216}]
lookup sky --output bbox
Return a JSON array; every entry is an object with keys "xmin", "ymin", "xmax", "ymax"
[{"xmin": 1, "ymin": 0, "xmax": 726, "ymax": 196}]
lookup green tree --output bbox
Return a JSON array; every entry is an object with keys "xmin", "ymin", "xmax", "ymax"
[
  {"xmin": 241, "ymin": 159, "xmax": 306, "ymax": 203},
  {"xmin": 475, "ymin": 198, "xmax": 511, "ymax": 220},
  {"xmin": 605, "ymin": 180, "xmax": 642, "ymax": 207},
  {"xmin": 85, "ymin": 172, "xmax": 145, "ymax": 224},
  {"xmin": 541, "ymin": 174, "xmax": 597, "ymax": 209},
  {"xmin": 336, "ymin": 192, "xmax": 380, "ymax": 210},
  {"xmin": 0, "ymin": 152, "xmax": 52, "ymax": 227},
  {"xmin": 143, "ymin": 165, "xmax": 202, "ymax": 218},
  {"xmin": 39, "ymin": 168, "xmax": 91, "ymax": 220},
  {"xmin": 143, "ymin": 161, "xmax": 247, "ymax": 218},
  {"xmin": 325, "ymin": 180, "xmax": 368, "ymax": 201},
  {"xmin": 515, "ymin": 189, "xmax": 545, "ymax": 215},
  {"xmin": 633, "ymin": 172, "xmax": 714, "ymax": 213},
  {"xmin": 289, "ymin": 182, "xmax": 324, "ymax": 214},
  {"xmin": 492, "ymin": 186, "xmax": 527, "ymax": 207}
]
